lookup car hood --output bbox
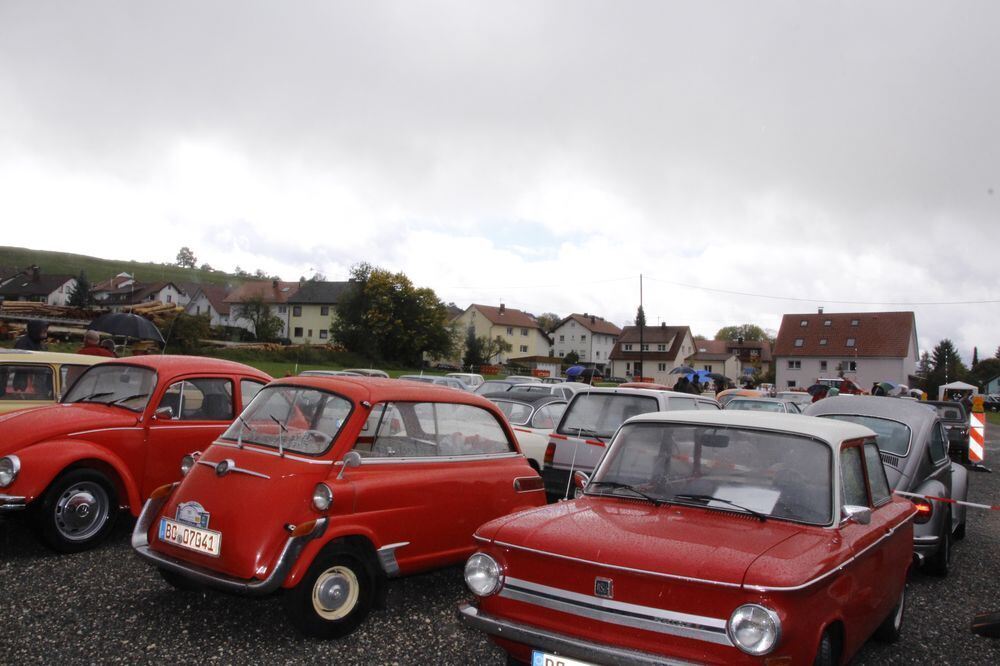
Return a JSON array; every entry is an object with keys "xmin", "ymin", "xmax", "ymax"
[
  {"xmin": 483, "ymin": 497, "xmax": 804, "ymax": 586},
  {"xmin": 0, "ymin": 402, "xmax": 139, "ymax": 453}
]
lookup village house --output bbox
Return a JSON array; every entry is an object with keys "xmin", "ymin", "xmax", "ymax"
[
  {"xmin": 550, "ymin": 313, "xmax": 622, "ymax": 374},
  {"xmin": 0, "ymin": 266, "xmax": 77, "ymax": 306},
  {"xmin": 688, "ymin": 340, "xmax": 741, "ymax": 381},
  {"xmin": 287, "ymin": 281, "xmax": 350, "ymax": 344},
  {"xmin": 95, "ymin": 280, "xmax": 188, "ymax": 312},
  {"xmin": 183, "ymin": 285, "xmax": 232, "ymax": 327},
  {"xmin": 453, "ymin": 303, "xmax": 551, "ymax": 364},
  {"xmin": 223, "ymin": 280, "xmax": 300, "ymax": 339},
  {"xmin": 773, "ymin": 310, "xmax": 919, "ymax": 391},
  {"xmin": 608, "ymin": 324, "xmax": 697, "ymax": 384}
]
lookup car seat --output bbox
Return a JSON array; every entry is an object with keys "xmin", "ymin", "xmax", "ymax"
[{"xmin": 200, "ymin": 393, "xmax": 233, "ymax": 421}]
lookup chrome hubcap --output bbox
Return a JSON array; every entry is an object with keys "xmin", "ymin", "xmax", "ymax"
[
  {"xmin": 311, "ymin": 566, "xmax": 359, "ymax": 620},
  {"xmin": 54, "ymin": 482, "xmax": 109, "ymax": 541}
]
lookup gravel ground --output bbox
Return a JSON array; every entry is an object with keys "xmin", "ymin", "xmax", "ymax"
[{"xmin": 3, "ymin": 435, "xmax": 1000, "ymax": 665}]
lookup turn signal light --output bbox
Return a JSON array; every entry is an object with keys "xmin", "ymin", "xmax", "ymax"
[
  {"xmin": 544, "ymin": 442, "xmax": 556, "ymax": 466},
  {"xmin": 290, "ymin": 520, "xmax": 318, "ymax": 537},
  {"xmin": 912, "ymin": 498, "xmax": 933, "ymax": 524}
]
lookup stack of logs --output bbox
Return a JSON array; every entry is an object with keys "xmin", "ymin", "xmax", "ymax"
[
  {"xmin": 130, "ymin": 301, "xmax": 185, "ymax": 328},
  {"xmin": 0, "ymin": 301, "xmax": 96, "ymax": 320}
]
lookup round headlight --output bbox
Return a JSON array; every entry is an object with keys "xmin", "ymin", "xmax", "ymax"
[
  {"xmin": 0, "ymin": 455, "xmax": 20, "ymax": 488},
  {"xmin": 728, "ymin": 604, "xmax": 781, "ymax": 655},
  {"xmin": 464, "ymin": 552, "xmax": 503, "ymax": 597},
  {"xmin": 312, "ymin": 483, "xmax": 333, "ymax": 511},
  {"xmin": 180, "ymin": 455, "xmax": 196, "ymax": 477}
]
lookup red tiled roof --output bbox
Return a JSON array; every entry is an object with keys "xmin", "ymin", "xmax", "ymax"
[
  {"xmin": 609, "ymin": 325, "xmax": 691, "ymax": 361},
  {"xmin": 690, "ymin": 352, "xmax": 733, "ymax": 361},
  {"xmin": 189, "ymin": 285, "xmax": 231, "ymax": 315},
  {"xmin": 695, "ymin": 340, "xmax": 729, "ymax": 354},
  {"xmin": 557, "ymin": 313, "xmax": 622, "ymax": 336},
  {"xmin": 470, "ymin": 304, "xmax": 541, "ymax": 330},
  {"xmin": 224, "ymin": 280, "xmax": 300, "ymax": 305},
  {"xmin": 773, "ymin": 312, "xmax": 915, "ymax": 358}
]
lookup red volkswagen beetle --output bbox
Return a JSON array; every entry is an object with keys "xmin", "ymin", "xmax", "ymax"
[
  {"xmin": 0, "ymin": 356, "xmax": 271, "ymax": 552},
  {"xmin": 132, "ymin": 376, "xmax": 545, "ymax": 638},
  {"xmin": 460, "ymin": 411, "xmax": 916, "ymax": 665}
]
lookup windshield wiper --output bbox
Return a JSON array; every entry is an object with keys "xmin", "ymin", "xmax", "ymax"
[
  {"xmin": 671, "ymin": 493, "xmax": 767, "ymax": 522},
  {"xmin": 588, "ymin": 480, "xmax": 666, "ymax": 506},
  {"xmin": 110, "ymin": 392, "xmax": 150, "ymax": 407},
  {"xmin": 74, "ymin": 391, "xmax": 114, "ymax": 403},
  {"xmin": 563, "ymin": 427, "xmax": 604, "ymax": 441}
]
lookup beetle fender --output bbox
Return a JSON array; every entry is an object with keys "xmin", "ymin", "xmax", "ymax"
[
  {"xmin": 911, "ymin": 477, "xmax": 950, "ymax": 535},
  {"xmin": 949, "ymin": 461, "xmax": 969, "ymax": 530},
  {"xmin": 283, "ymin": 523, "xmax": 381, "ymax": 589},
  {"xmin": 7, "ymin": 440, "xmax": 141, "ymax": 512}
]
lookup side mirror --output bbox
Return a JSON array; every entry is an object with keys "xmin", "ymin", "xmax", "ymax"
[
  {"xmin": 842, "ymin": 505, "xmax": 871, "ymax": 525},
  {"xmin": 337, "ymin": 451, "xmax": 363, "ymax": 480},
  {"xmin": 572, "ymin": 471, "xmax": 590, "ymax": 499},
  {"xmin": 153, "ymin": 406, "xmax": 173, "ymax": 420}
]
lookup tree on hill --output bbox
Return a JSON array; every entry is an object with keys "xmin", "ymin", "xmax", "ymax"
[
  {"xmin": 67, "ymin": 271, "xmax": 93, "ymax": 308},
  {"xmin": 715, "ymin": 324, "xmax": 769, "ymax": 343},
  {"xmin": 331, "ymin": 263, "xmax": 454, "ymax": 365},
  {"xmin": 175, "ymin": 247, "xmax": 197, "ymax": 268},
  {"xmin": 234, "ymin": 294, "xmax": 283, "ymax": 342}
]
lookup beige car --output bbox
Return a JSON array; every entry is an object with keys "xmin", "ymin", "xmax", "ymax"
[{"xmin": 0, "ymin": 349, "xmax": 108, "ymax": 414}]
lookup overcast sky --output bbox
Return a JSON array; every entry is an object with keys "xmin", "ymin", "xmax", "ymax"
[{"xmin": 1, "ymin": 1, "xmax": 998, "ymax": 359}]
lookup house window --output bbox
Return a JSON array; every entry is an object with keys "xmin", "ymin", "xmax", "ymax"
[
  {"xmin": 624, "ymin": 344, "xmax": 633, "ymax": 351},
  {"xmin": 307, "ymin": 329, "xmax": 313, "ymax": 337},
  {"xmin": 559, "ymin": 335, "xmax": 565, "ymax": 342},
  {"xmin": 794, "ymin": 338, "xmax": 804, "ymax": 347},
  {"xmin": 278, "ymin": 305, "xmax": 287, "ymax": 314},
  {"xmin": 580, "ymin": 334, "xmax": 586, "ymax": 341},
  {"xmin": 788, "ymin": 360, "xmax": 801, "ymax": 369},
  {"xmin": 320, "ymin": 306, "xmax": 329, "ymax": 316},
  {"xmin": 293, "ymin": 327, "xmax": 303, "ymax": 337},
  {"xmin": 824, "ymin": 319, "xmax": 832, "ymax": 326},
  {"xmin": 558, "ymin": 351, "xmax": 564, "ymax": 357},
  {"xmin": 820, "ymin": 361, "xmax": 827, "ymax": 371},
  {"xmin": 850, "ymin": 319, "xmax": 859, "ymax": 326},
  {"xmin": 641, "ymin": 344, "xmax": 649, "ymax": 351},
  {"xmin": 658, "ymin": 363, "xmax": 667, "ymax": 371},
  {"xmin": 846, "ymin": 338, "xmax": 856, "ymax": 347},
  {"xmin": 195, "ymin": 305, "xmax": 201, "ymax": 314},
  {"xmin": 595, "ymin": 351, "xmax": 600, "ymax": 359},
  {"xmin": 800, "ymin": 320, "xmax": 808, "ymax": 327},
  {"xmin": 750, "ymin": 349, "xmax": 759, "ymax": 357},
  {"xmin": 788, "ymin": 380, "xmax": 797, "ymax": 388},
  {"xmin": 848, "ymin": 361, "xmax": 858, "ymax": 371},
  {"xmin": 521, "ymin": 328, "xmax": 528, "ymax": 336},
  {"xmin": 520, "ymin": 345, "xmax": 528, "ymax": 353},
  {"xmin": 319, "ymin": 330, "xmax": 328, "ymax": 339},
  {"xmin": 657, "ymin": 344, "xmax": 666, "ymax": 351},
  {"xmin": 506, "ymin": 327, "xmax": 513, "ymax": 335},
  {"xmin": 292, "ymin": 305, "xmax": 302, "ymax": 317},
  {"xmin": 819, "ymin": 338, "xmax": 827, "ymax": 346},
  {"xmin": 166, "ymin": 295, "xmax": 172, "ymax": 303},
  {"xmin": 703, "ymin": 365, "xmax": 712, "ymax": 371}
]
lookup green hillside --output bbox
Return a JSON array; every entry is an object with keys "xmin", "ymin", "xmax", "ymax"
[{"xmin": 0, "ymin": 245, "xmax": 238, "ymax": 288}]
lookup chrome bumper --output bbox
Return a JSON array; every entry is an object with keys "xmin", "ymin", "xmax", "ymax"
[
  {"xmin": 458, "ymin": 603, "xmax": 697, "ymax": 666},
  {"xmin": 0, "ymin": 494, "xmax": 27, "ymax": 513},
  {"xmin": 131, "ymin": 492, "xmax": 327, "ymax": 595}
]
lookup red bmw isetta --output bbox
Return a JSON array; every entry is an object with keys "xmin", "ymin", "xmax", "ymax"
[
  {"xmin": 460, "ymin": 411, "xmax": 917, "ymax": 665},
  {"xmin": 0, "ymin": 356, "xmax": 271, "ymax": 552},
  {"xmin": 132, "ymin": 376, "xmax": 545, "ymax": 638}
]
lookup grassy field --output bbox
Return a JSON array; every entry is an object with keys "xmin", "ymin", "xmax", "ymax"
[
  {"xmin": 0, "ymin": 245, "xmax": 237, "ymax": 287},
  {"xmin": 986, "ymin": 411, "xmax": 1000, "ymax": 427}
]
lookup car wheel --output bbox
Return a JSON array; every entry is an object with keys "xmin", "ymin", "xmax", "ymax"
[
  {"xmin": 874, "ymin": 583, "xmax": 905, "ymax": 642},
  {"xmin": 813, "ymin": 629, "xmax": 837, "ymax": 666},
  {"xmin": 926, "ymin": 509, "xmax": 951, "ymax": 577},
  {"xmin": 36, "ymin": 469, "xmax": 118, "ymax": 553},
  {"xmin": 283, "ymin": 546, "xmax": 375, "ymax": 639},
  {"xmin": 159, "ymin": 568, "xmax": 204, "ymax": 592}
]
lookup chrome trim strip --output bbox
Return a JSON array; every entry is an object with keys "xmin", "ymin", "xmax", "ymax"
[
  {"xmin": 359, "ymin": 452, "xmax": 522, "ymax": 464},
  {"xmin": 376, "ymin": 541, "xmax": 409, "ymax": 577},
  {"xmin": 67, "ymin": 426, "xmax": 144, "ymax": 436},
  {"xmin": 131, "ymin": 494, "xmax": 327, "ymax": 595},
  {"xmin": 0, "ymin": 493, "xmax": 27, "ymax": 513},
  {"xmin": 493, "ymin": 540, "xmax": 742, "ymax": 588},
  {"xmin": 196, "ymin": 459, "xmax": 270, "ymax": 479},
  {"xmin": 212, "ymin": 441, "xmax": 334, "ymax": 465},
  {"xmin": 473, "ymin": 534, "xmax": 491, "ymax": 544},
  {"xmin": 458, "ymin": 603, "xmax": 699, "ymax": 666},
  {"xmin": 913, "ymin": 535, "xmax": 941, "ymax": 544}
]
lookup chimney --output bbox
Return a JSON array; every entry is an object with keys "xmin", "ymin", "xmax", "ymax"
[
  {"xmin": 272, "ymin": 279, "xmax": 279, "ymax": 289},
  {"xmin": 499, "ymin": 303, "xmax": 505, "ymax": 315},
  {"xmin": 818, "ymin": 306, "xmax": 824, "ymax": 314},
  {"xmin": 591, "ymin": 316, "xmax": 596, "ymax": 324},
  {"xmin": 31, "ymin": 265, "xmax": 40, "ymax": 282},
  {"xmin": 660, "ymin": 322, "xmax": 666, "ymax": 328}
]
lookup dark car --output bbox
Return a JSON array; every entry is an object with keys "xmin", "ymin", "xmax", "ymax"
[
  {"xmin": 925, "ymin": 401, "xmax": 970, "ymax": 462},
  {"xmin": 805, "ymin": 396, "xmax": 969, "ymax": 575}
]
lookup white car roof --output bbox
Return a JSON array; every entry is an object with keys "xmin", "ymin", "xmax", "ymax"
[{"xmin": 626, "ymin": 410, "xmax": 875, "ymax": 445}]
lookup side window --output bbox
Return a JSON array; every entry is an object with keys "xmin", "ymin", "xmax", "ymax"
[
  {"xmin": 241, "ymin": 379, "xmax": 266, "ymax": 408},
  {"xmin": 358, "ymin": 402, "xmax": 514, "ymax": 459},
  {"xmin": 863, "ymin": 442, "xmax": 892, "ymax": 506},
  {"xmin": 157, "ymin": 378, "xmax": 234, "ymax": 421},
  {"xmin": 928, "ymin": 423, "xmax": 949, "ymax": 465},
  {"xmin": 840, "ymin": 446, "xmax": 869, "ymax": 508},
  {"xmin": 0, "ymin": 364, "xmax": 54, "ymax": 401},
  {"xmin": 531, "ymin": 403, "xmax": 567, "ymax": 430},
  {"xmin": 666, "ymin": 397, "xmax": 697, "ymax": 411},
  {"xmin": 695, "ymin": 400, "xmax": 721, "ymax": 410}
]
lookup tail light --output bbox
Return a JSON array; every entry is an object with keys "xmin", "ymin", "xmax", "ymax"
[
  {"xmin": 912, "ymin": 498, "xmax": 933, "ymax": 524},
  {"xmin": 544, "ymin": 441, "xmax": 556, "ymax": 467}
]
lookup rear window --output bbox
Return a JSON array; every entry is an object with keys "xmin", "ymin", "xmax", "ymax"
[
  {"xmin": 727, "ymin": 399, "xmax": 784, "ymax": 413},
  {"xmin": 823, "ymin": 415, "xmax": 912, "ymax": 456},
  {"xmin": 558, "ymin": 393, "xmax": 659, "ymax": 439},
  {"xmin": 933, "ymin": 404, "xmax": 965, "ymax": 421}
]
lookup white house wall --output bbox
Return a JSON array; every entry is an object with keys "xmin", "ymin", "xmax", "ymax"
[{"xmin": 776, "ymin": 357, "xmax": 908, "ymax": 390}]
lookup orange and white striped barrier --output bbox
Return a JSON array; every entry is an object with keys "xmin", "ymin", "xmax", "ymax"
[{"xmin": 970, "ymin": 395, "xmax": 986, "ymax": 464}]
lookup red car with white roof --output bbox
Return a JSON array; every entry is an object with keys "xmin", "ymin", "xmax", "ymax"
[
  {"xmin": 132, "ymin": 376, "xmax": 544, "ymax": 638},
  {"xmin": 460, "ymin": 411, "xmax": 916, "ymax": 665}
]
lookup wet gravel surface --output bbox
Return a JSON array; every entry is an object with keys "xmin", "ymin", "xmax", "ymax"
[{"xmin": 3, "ymin": 435, "xmax": 1000, "ymax": 665}]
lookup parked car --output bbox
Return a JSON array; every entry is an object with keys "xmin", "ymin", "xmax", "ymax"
[
  {"xmin": 447, "ymin": 372, "xmax": 485, "ymax": 390},
  {"xmin": 343, "ymin": 368, "xmax": 390, "ymax": 378},
  {"xmin": 776, "ymin": 390, "xmax": 813, "ymax": 407},
  {"xmin": 983, "ymin": 394, "xmax": 1000, "ymax": 412},
  {"xmin": 0, "ymin": 356, "xmax": 271, "ymax": 552},
  {"xmin": 432, "ymin": 362, "xmax": 462, "ymax": 372},
  {"xmin": 542, "ymin": 387, "xmax": 721, "ymax": 500},
  {"xmin": 726, "ymin": 397, "xmax": 805, "ymax": 413},
  {"xmin": 924, "ymin": 400, "xmax": 970, "ymax": 462},
  {"xmin": 716, "ymin": 388, "xmax": 764, "ymax": 407},
  {"xmin": 474, "ymin": 379, "xmax": 525, "ymax": 395},
  {"xmin": 510, "ymin": 382, "xmax": 588, "ymax": 401},
  {"xmin": 538, "ymin": 377, "xmax": 565, "ymax": 385},
  {"xmin": 482, "ymin": 391, "xmax": 568, "ymax": 471},
  {"xmin": 398, "ymin": 374, "xmax": 468, "ymax": 391},
  {"xmin": 460, "ymin": 411, "xmax": 916, "ymax": 665},
  {"xmin": 132, "ymin": 376, "xmax": 545, "ymax": 638},
  {"xmin": 299, "ymin": 370, "xmax": 364, "ymax": 377},
  {"xmin": 805, "ymin": 396, "xmax": 969, "ymax": 574},
  {"xmin": 505, "ymin": 375, "xmax": 541, "ymax": 384},
  {"xmin": 0, "ymin": 349, "xmax": 108, "ymax": 415}
]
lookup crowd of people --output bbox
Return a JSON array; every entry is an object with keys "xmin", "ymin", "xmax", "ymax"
[{"xmin": 13, "ymin": 323, "xmax": 116, "ymax": 357}]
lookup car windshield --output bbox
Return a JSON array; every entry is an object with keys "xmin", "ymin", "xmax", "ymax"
[
  {"xmin": 62, "ymin": 365, "xmax": 157, "ymax": 412},
  {"xmin": 475, "ymin": 381, "xmax": 514, "ymax": 394},
  {"xmin": 822, "ymin": 414, "xmax": 912, "ymax": 456},
  {"xmin": 590, "ymin": 423, "xmax": 833, "ymax": 524},
  {"xmin": 558, "ymin": 393, "xmax": 659, "ymax": 439},
  {"xmin": 220, "ymin": 385, "xmax": 353, "ymax": 455},
  {"xmin": 727, "ymin": 399, "xmax": 784, "ymax": 413}
]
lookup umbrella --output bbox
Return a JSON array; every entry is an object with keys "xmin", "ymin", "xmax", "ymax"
[
  {"xmin": 88, "ymin": 312, "xmax": 165, "ymax": 344},
  {"xmin": 669, "ymin": 365, "xmax": 696, "ymax": 375},
  {"xmin": 565, "ymin": 365, "xmax": 585, "ymax": 377},
  {"xmin": 806, "ymin": 383, "xmax": 829, "ymax": 397}
]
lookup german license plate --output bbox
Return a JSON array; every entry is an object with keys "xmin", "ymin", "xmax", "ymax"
[
  {"xmin": 158, "ymin": 517, "xmax": 221, "ymax": 557},
  {"xmin": 531, "ymin": 651, "xmax": 594, "ymax": 666}
]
